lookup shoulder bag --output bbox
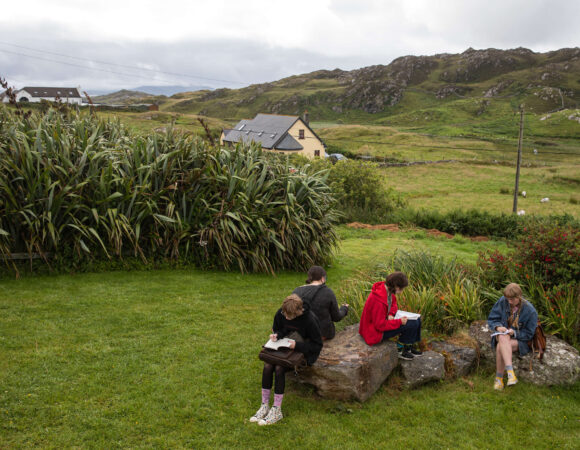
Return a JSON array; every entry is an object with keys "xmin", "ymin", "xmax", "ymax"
[{"xmin": 258, "ymin": 331, "xmax": 307, "ymax": 370}]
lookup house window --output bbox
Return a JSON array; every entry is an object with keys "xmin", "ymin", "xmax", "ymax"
[
  {"xmin": 314, "ymin": 150, "xmax": 320, "ymax": 157},
  {"xmin": 299, "ymin": 129, "xmax": 305, "ymax": 139}
]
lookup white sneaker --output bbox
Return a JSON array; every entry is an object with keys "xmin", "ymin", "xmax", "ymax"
[
  {"xmin": 249, "ymin": 403, "xmax": 269, "ymax": 423},
  {"xmin": 258, "ymin": 405, "xmax": 283, "ymax": 425}
]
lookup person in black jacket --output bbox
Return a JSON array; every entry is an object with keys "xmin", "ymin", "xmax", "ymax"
[
  {"xmin": 250, "ymin": 294, "xmax": 322, "ymax": 426},
  {"xmin": 293, "ymin": 266, "xmax": 348, "ymax": 340}
]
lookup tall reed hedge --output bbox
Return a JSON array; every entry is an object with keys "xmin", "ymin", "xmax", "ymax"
[{"xmin": 0, "ymin": 107, "xmax": 339, "ymax": 273}]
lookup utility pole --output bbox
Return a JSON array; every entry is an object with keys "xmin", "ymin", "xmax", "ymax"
[{"xmin": 513, "ymin": 105, "xmax": 524, "ymax": 213}]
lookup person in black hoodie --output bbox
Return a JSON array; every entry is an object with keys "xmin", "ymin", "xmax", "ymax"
[
  {"xmin": 293, "ymin": 266, "xmax": 348, "ymax": 340},
  {"xmin": 250, "ymin": 294, "xmax": 322, "ymax": 426}
]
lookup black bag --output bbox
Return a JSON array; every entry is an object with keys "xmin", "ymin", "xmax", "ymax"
[{"xmin": 258, "ymin": 331, "xmax": 307, "ymax": 369}]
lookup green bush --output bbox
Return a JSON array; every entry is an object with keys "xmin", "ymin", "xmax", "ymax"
[
  {"xmin": 339, "ymin": 251, "xmax": 478, "ymax": 334},
  {"xmin": 392, "ymin": 208, "xmax": 524, "ymax": 238},
  {"xmin": 525, "ymin": 280, "xmax": 579, "ymax": 345},
  {"xmin": 305, "ymin": 159, "xmax": 406, "ymax": 223},
  {"xmin": 477, "ymin": 224, "xmax": 580, "ymax": 345},
  {"xmin": 0, "ymin": 107, "xmax": 340, "ymax": 274},
  {"xmin": 512, "ymin": 224, "xmax": 580, "ymax": 290},
  {"xmin": 389, "ymin": 208, "xmax": 579, "ymax": 239},
  {"xmin": 340, "ymin": 246, "xmax": 578, "ymax": 344}
]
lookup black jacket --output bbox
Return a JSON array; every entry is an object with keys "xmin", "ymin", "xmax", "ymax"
[
  {"xmin": 272, "ymin": 301, "xmax": 323, "ymax": 365},
  {"xmin": 293, "ymin": 284, "xmax": 348, "ymax": 339}
]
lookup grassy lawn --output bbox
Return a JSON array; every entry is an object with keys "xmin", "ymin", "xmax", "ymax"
[
  {"xmin": 382, "ymin": 162, "xmax": 580, "ymax": 217},
  {"xmin": 1, "ymin": 231, "xmax": 578, "ymax": 448}
]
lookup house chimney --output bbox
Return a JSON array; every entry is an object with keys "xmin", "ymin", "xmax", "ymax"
[{"xmin": 303, "ymin": 110, "xmax": 309, "ymax": 125}]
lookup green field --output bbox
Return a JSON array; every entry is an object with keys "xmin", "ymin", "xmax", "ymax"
[
  {"xmin": 380, "ymin": 162, "xmax": 580, "ymax": 217},
  {"xmin": 1, "ymin": 229, "xmax": 578, "ymax": 448}
]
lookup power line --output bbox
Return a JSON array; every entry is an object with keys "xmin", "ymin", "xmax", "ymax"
[
  {"xmin": 0, "ymin": 41, "xmax": 245, "ymax": 85},
  {"xmin": 0, "ymin": 43, "xmax": 247, "ymax": 87},
  {"xmin": 0, "ymin": 49, "xmax": 175, "ymax": 84}
]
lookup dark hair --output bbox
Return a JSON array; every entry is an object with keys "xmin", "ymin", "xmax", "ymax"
[
  {"xmin": 306, "ymin": 265, "xmax": 326, "ymax": 284},
  {"xmin": 385, "ymin": 272, "xmax": 409, "ymax": 293}
]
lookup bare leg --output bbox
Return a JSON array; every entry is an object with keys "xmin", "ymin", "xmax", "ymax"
[
  {"xmin": 496, "ymin": 341, "xmax": 505, "ymax": 374},
  {"xmin": 496, "ymin": 335, "xmax": 519, "ymax": 372}
]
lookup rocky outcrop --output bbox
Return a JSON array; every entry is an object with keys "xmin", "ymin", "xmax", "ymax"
[
  {"xmin": 469, "ymin": 320, "xmax": 580, "ymax": 385},
  {"xmin": 430, "ymin": 341, "xmax": 477, "ymax": 377},
  {"xmin": 435, "ymin": 84, "xmax": 473, "ymax": 99},
  {"xmin": 294, "ymin": 325, "xmax": 398, "ymax": 402},
  {"xmin": 399, "ymin": 351, "xmax": 445, "ymax": 388},
  {"xmin": 440, "ymin": 48, "xmax": 535, "ymax": 83},
  {"xmin": 484, "ymin": 80, "xmax": 514, "ymax": 97}
]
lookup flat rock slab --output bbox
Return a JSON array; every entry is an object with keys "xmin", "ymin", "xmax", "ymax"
[
  {"xmin": 430, "ymin": 341, "xmax": 477, "ymax": 378},
  {"xmin": 400, "ymin": 351, "xmax": 445, "ymax": 388},
  {"xmin": 469, "ymin": 320, "xmax": 580, "ymax": 385},
  {"xmin": 295, "ymin": 324, "xmax": 398, "ymax": 402}
]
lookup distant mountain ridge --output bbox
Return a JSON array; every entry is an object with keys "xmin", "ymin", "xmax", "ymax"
[
  {"xmin": 162, "ymin": 47, "xmax": 580, "ymax": 120},
  {"xmin": 90, "ymin": 85, "xmax": 211, "ymax": 104}
]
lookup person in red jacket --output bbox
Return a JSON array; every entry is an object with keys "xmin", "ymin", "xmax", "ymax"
[{"xmin": 359, "ymin": 271, "xmax": 422, "ymax": 360}]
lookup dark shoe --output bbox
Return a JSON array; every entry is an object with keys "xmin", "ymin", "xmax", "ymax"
[
  {"xmin": 398, "ymin": 350, "xmax": 414, "ymax": 360},
  {"xmin": 410, "ymin": 347, "xmax": 423, "ymax": 356}
]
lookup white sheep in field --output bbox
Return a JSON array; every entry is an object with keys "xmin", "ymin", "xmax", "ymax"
[
  {"xmin": 517, "ymin": 210, "xmax": 525, "ymax": 216},
  {"xmin": 540, "ymin": 197, "xmax": 550, "ymax": 203}
]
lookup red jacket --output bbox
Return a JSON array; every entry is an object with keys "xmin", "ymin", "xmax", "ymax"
[{"xmin": 359, "ymin": 281, "xmax": 402, "ymax": 345}]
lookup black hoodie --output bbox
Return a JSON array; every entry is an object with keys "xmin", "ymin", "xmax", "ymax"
[
  {"xmin": 272, "ymin": 301, "xmax": 323, "ymax": 366},
  {"xmin": 292, "ymin": 284, "xmax": 348, "ymax": 339}
]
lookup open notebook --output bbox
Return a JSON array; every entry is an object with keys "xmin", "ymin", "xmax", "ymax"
[{"xmin": 394, "ymin": 310, "xmax": 421, "ymax": 320}]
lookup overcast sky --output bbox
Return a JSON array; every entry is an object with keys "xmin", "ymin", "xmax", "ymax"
[{"xmin": 1, "ymin": 0, "xmax": 579, "ymax": 93}]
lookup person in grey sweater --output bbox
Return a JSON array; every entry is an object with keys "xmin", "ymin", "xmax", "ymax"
[{"xmin": 292, "ymin": 266, "xmax": 348, "ymax": 340}]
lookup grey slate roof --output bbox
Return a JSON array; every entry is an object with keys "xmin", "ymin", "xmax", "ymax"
[
  {"xmin": 21, "ymin": 87, "xmax": 81, "ymax": 98},
  {"xmin": 222, "ymin": 113, "xmax": 308, "ymax": 150},
  {"xmin": 275, "ymin": 134, "xmax": 303, "ymax": 150}
]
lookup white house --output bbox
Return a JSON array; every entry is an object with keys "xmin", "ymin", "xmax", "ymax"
[{"xmin": 2, "ymin": 87, "xmax": 83, "ymax": 105}]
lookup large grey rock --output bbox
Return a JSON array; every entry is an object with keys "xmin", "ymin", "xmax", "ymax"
[
  {"xmin": 294, "ymin": 324, "xmax": 398, "ymax": 402},
  {"xmin": 469, "ymin": 320, "xmax": 580, "ymax": 385},
  {"xmin": 430, "ymin": 341, "xmax": 477, "ymax": 377},
  {"xmin": 399, "ymin": 351, "xmax": 445, "ymax": 388}
]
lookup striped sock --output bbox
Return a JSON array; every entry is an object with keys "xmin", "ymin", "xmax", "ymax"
[
  {"xmin": 505, "ymin": 365, "xmax": 513, "ymax": 371},
  {"xmin": 496, "ymin": 372, "xmax": 503, "ymax": 378}
]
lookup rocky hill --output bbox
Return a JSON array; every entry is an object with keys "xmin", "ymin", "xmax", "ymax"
[
  {"xmin": 162, "ymin": 47, "xmax": 580, "ymax": 121},
  {"xmin": 91, "ymin": 89, "xmax": 166, "ymax": 105}
]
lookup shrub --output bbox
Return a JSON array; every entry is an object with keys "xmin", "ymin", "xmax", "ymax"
[
  {"xmin": 305, "ymin": 159, "xmax": 406, "ymax": 224},
  {"xmin": 339, "ymin": 251, "xmax": 480, "ymax": 335},
  {"xmin": 390, "ymin": 250, "xmax": 466, "ymax": 288},
  {"xmin": 477, "ymin": 249, "xmax": 515, "ymax": 290},
  {"xmin": 441, "ymin": 278, "xmax": 483, "ymax": 333},
  {"xmin": 398, "ymin": 286, "xmax": 446, "ymax": 333},
  {"xmin": 391, "ymin": 208, "xmax": 524, "ymax": 238},
  {"xmin": 526, "ymin": 281, "xmax": 580, "ymax": 346},
  {"xmin": 0, "ymin": 107, "xmax": 340, "ymax": 274},
  {"xmin": 477, "ymin": 224, "xmax": 580, "ymax": 345},
  {"xmin": 511, "ymin": 224, "xmax": 580, "ymax": 290}
]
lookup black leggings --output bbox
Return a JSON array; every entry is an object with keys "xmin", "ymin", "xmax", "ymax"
[{"xmin": 262, "ymin": 363, "xmax": 289, "ymax": 395}]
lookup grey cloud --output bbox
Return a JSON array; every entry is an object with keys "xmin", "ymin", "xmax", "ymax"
[{"xmin": 0, "ymin": 26, "xmax": 368, "ymax": 92}]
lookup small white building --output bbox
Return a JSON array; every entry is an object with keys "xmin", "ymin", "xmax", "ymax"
[{"xmin": 2, "ymin": 87, "xmax": 83, "ymax": 105}]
